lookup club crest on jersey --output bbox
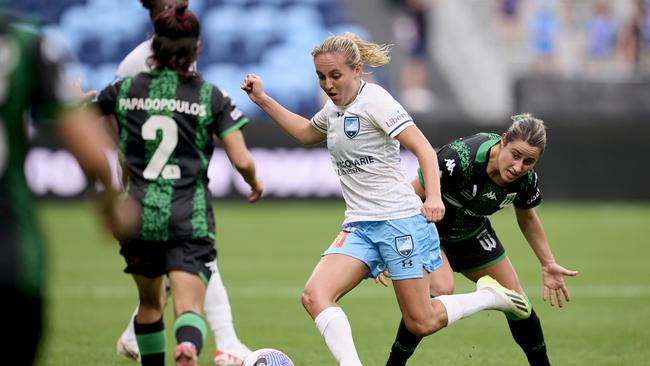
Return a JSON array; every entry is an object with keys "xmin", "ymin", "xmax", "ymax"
[
  {"xmin": 344, "ymin": 116, "xmax": 360, "ymax": 138},
  {"xmin": 395, "ymin": 235, "xmax": 414, "ymax": 257}
]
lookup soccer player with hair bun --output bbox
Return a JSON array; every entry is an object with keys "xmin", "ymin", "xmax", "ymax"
[
  {"xmin": 113, "ymin": 1, "xmax": 256, "ymax": 365},
  {"xmin": 96, "ymin": 5, "xmax": 263, "ymax": 366},
  {"xmin": 242, "ymin": 32, "xmax": 532, "ymax": 366},
  {"xmin": 386, "ymin": 114, "xmax": 578, "ymax": 365}
]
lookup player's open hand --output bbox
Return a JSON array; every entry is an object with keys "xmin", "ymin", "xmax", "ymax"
[
  {"xmin": 72, "ymin": 79, "xmax": 97, "ymax": 101},
  {"xmin": 241, "ymin": 73, "xmax": 266, "ymax": 104},
  {"xmin": 421, "ymin": 195, "xmax": 445, "ymax": 223},
  {"xmin": 248, "ymin": 177, "xmax": 264, "ymax": 203},
  {"xmin": 374, "ymin": 270, "xmax": 391, "ymax": 287},
  {"xmin": 541, "ymin": 262, "xmax": 578, "ymax": 308},
  {"xmin": 104, "ymin": 193, "xmax": 141, "ymax": 242}
]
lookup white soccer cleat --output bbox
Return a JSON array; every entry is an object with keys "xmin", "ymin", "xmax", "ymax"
[
  {"xmin": 175, "ymin": 342, "xmax": 198, "ymax": 366},
  {"xmin": 214, "ymin": 343, "xmax": 252, "ymax": 366},
  {"xmin": 116, "ymin": 334, "xmax": 141, "ymax": 362},
  {"xmin": 476, "ymin": 275, "xmax": 532, "ymax": 320}
]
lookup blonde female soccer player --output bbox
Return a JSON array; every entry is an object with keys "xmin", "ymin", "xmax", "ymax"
[{"xmin": 242, "ymin": 32, "xmax": 531, "ymax": 365}]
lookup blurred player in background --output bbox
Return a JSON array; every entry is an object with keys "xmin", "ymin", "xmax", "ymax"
[
  {"xmin": 386, "ymin": 114, "xmax": 578, "ymax": 365},
  {"xmin": 0, "ymin": 7, "xmax": 138, "ymax": 366},
  {"xmin": 112, "ymin": 1, "xmax": 255, "ymax": 364},
  {"xmin": 242, "ymin": 32, "xmax": 532, "ymax": 366},
  {"xmin": 95, "ymin": 4, "xmax": 263, "ymax": 366}
]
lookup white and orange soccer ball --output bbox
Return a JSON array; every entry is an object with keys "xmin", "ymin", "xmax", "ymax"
[{"xmin": 241, "ymin": 348, "xmax": 294, "ymax": 366}]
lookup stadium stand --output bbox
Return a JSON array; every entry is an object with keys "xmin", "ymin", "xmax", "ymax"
[
  {"xmin": 429, "ymin": 0, "xmax": 650, "ymax": 122},
  {"xmin": 13, "ymin": 0, "xmax": 370, "ymax": 119}
]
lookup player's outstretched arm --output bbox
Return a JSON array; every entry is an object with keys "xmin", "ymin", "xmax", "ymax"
[
  {"xmin": 221, "ymin": 129, "xmax": 264, "ymax": 203},
  {"xmin": 514, "ymin": 207, "xmax": 579, "ymax": 308},
  {"xmin": 241, "ymin": 73, "xmax": 325, "ymax": 146},
  {"xmin": 396, "ymin": 126, "xmax": 445, "ymax": 223},
  {"xmin": 57, "ymin": 107, "xmax": 141, "ymax": 240}
]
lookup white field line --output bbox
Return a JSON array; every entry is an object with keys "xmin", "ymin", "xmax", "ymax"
[{"xmin": 50, "ymin": 284, "xmax": 650, "ymax": 300}]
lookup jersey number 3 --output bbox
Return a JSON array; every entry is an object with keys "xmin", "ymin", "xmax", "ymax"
[{"xmin": 142, "ymin": 115, "xmax": 181, "ymax": 180}]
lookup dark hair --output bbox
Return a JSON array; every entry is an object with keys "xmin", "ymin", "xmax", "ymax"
[
  {"xmin": 139, "ymin": 0, "xmax": 155, "ymax": 10},
  {"xmin": 151, "ymin": 4, "xmax": 200, "ymax": 81},
  {"xmin": 141, "ymin": 0, "xmax": 186, "ymax": 20},
  {"xmin": 505, "ymin": 113, "xmax": 547, "ymax": 155}
]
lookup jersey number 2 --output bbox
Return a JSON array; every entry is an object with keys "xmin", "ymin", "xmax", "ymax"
[{"xmin": 142, "ymin": 115, "xmax": 181, "ymax": 180}]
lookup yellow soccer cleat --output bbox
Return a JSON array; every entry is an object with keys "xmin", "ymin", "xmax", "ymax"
[{"xmin": 476, "ymin": 275, "xmax": 532, "ymax": 320}]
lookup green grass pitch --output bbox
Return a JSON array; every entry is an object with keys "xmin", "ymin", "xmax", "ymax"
[{"xmin": 34, "ymin": 200, "xmax": 650, "ymax": 365}]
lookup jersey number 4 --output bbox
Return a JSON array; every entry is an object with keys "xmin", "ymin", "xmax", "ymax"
[{"xmin": 142, "ymin": 115, "xmax": 181, "ymax": 180}]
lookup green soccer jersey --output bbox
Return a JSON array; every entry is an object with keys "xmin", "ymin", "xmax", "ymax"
[
  {"xmin": 419, "ymin": 133, "xmax": 542, "ymax": 241},
  {"xmin": 0, "ymin": 13, "xmax": 74, "ymax": 295},
  {"xmin": 96, "ymin": 70, "xmax": 248, "ymax": 241}
]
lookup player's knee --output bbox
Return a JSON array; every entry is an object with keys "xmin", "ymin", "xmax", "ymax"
[
  {"xmin": 403, "ymin": 317, "xmax": 443, "ymax": 337},
  {"xmin": 301, "ymin": 287, "xmax": 317, "ymax": 315},
  {"xmin": 430, "ymin": 282, "xmax": 454, "ymax": 296},
  {"xmin": 301, "ymin": 284, "xmax": 334, "ymax": 318}
]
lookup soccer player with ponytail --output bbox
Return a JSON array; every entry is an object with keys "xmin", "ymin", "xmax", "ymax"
[
  {"xmin": 243, "ymin": 32, "xmax": 531, "ymax": 366},
  {"xmin": 96, "ymin": 5, "xmax": 263, "ymax": 366}
]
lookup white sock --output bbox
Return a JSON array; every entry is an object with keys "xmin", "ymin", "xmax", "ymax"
[
  {"xmin": 314, "ymin": 307, "xmax": 363, "ymax": 366},
  {"xmin": 204, "ymin": 262, "xmax": 247, "ymax": 352},
  {"xmin": 435, "ymin": 289, "xmax": 497, "ymax": 326}
]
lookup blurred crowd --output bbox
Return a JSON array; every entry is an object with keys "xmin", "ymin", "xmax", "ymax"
[{"xmin": 492, "ymin": 0, "xmax": 650, "ymax": 77}]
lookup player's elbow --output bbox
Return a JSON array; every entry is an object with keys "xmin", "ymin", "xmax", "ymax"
[
  {"xmin": 233, "ymin": 160, "xmax": 254, "ymax": 174},
  {"xmin": 231, "ymin": 156, "xmax": 254, "ymax": 174}
]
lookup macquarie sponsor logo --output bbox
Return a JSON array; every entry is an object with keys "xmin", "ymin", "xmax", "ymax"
[
  {"xmin": 335, "ymin": 156, "xmax": 375, "ymax": 176},
  {"xmin": 385, "ymin": 109, "xmax": 410, "ymax": 128},
  {"xmin": 119, "ymin": 98, "xmax": 207, "ymax": 117}
]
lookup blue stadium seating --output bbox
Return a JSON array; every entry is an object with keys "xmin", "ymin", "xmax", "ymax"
[{"xmin": 17, "ymin": 0, "xmax": 369, "ymax": 118}]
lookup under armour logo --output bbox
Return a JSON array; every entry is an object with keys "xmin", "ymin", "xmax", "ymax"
[
  {"xmin": 336, "ymin": 112, "xmax": 344, "ymax": 118},
  {"xmin": 401, "ymin": 259, "xmax": 413, "ymax": 268}
]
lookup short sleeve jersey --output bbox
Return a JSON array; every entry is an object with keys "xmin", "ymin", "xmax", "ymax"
[
  {"xmin": 311, "ymin": 81, "xmax": 422, "ymax": 224},
  {"xmin": 419, "ymin": 133, "xmax": 542, "ymax": 241},
  {"xmin": 96, "ymin": 70, "xmax": 248, "ymax": 241},
  {"xmin": 0, "ymin": 15, "xmax": 75, "ymax": 294}
]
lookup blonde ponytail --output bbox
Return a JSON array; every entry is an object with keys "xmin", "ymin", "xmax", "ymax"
[{"xmin": 312, "ymin": 32, "xmax": 391, "ymax": 68}]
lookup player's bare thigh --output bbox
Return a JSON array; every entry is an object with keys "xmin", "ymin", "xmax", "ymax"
[{"xmin": 462, "ymin": 256, "xmax": 524, "ymax": 294}]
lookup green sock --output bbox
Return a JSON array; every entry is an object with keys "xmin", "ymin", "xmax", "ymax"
[{"xmin": 135, "ymin": 317, "xmax": 166, "ymax": 366}]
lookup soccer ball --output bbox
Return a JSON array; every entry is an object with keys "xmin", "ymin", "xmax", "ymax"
[{"xmin": 241, "ymin": 348, "xmax": 294, "ymax": 366}]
